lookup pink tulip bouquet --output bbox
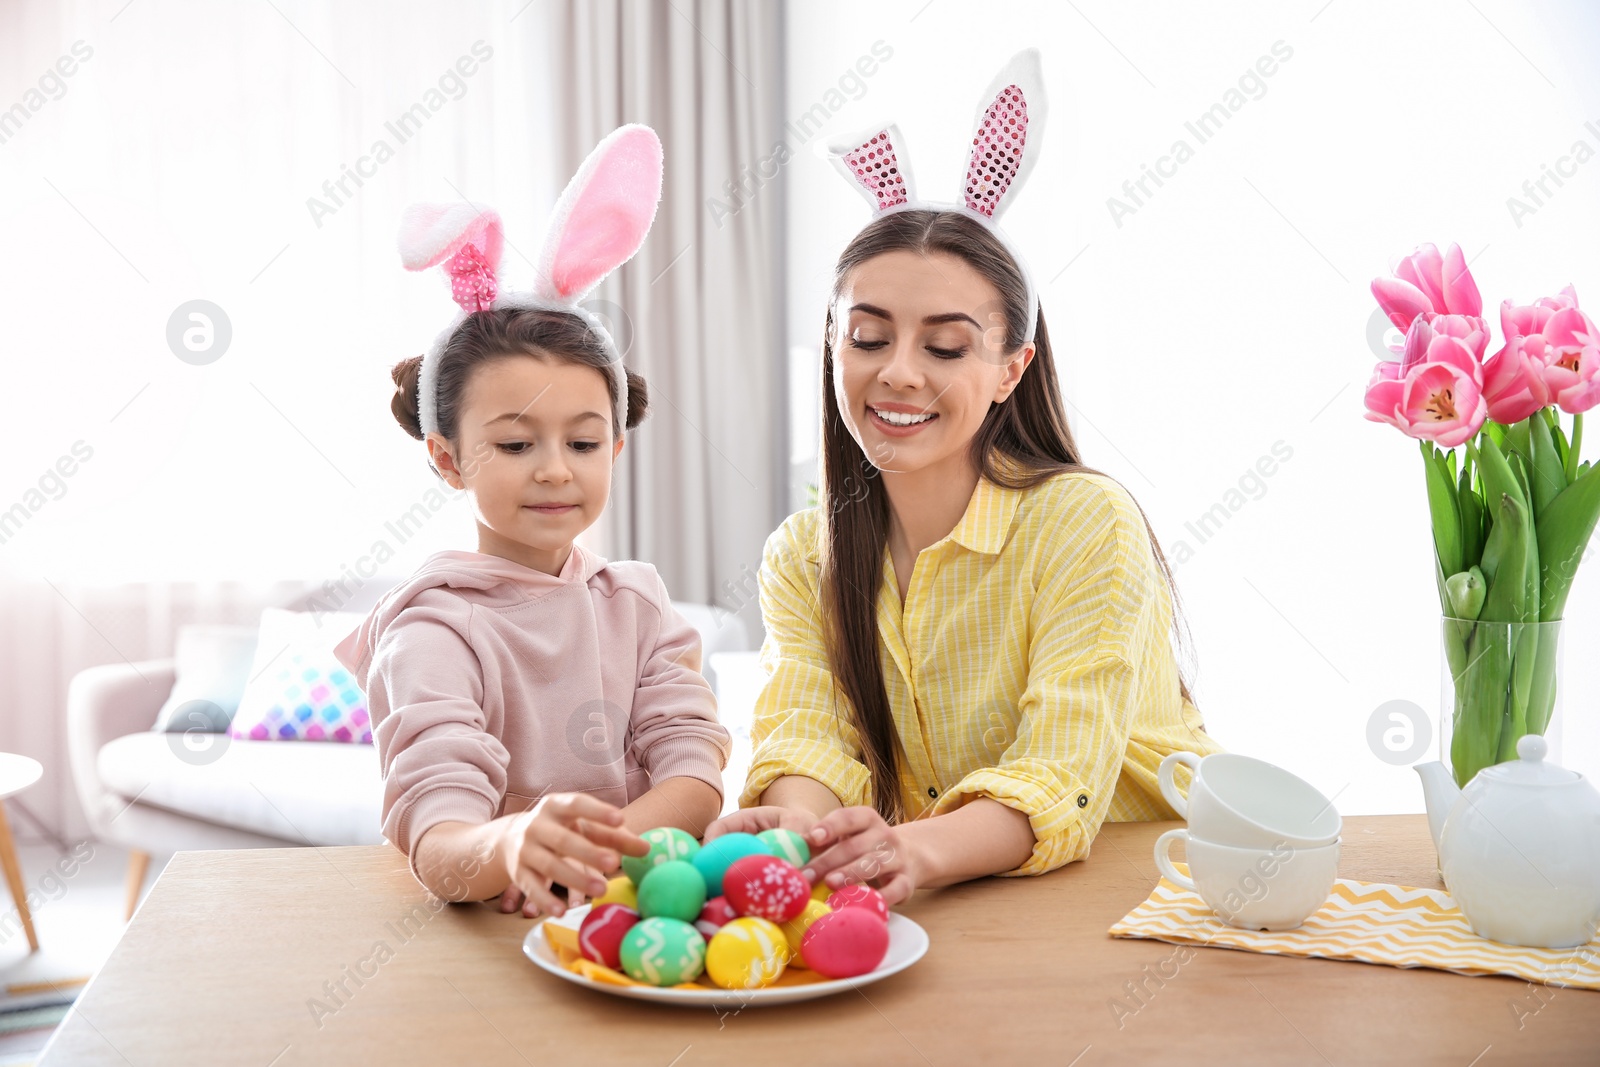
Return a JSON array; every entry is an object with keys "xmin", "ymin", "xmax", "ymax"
[{"xmin": 1365, "ymin": 242, "xmax": 1600, "ymax": 787}]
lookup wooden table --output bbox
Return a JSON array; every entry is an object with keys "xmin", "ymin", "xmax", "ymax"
[{"xmin": 39, "ymin": 815, "xmax": 1600, "ymax": 1065}]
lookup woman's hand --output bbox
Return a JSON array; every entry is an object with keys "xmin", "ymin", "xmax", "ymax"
[
  {"xmin": 801, "ymin": 805, "xmax": 924, "ymax": 907},
  {"xmin": 495, "ymin": 793, "xmax": 648, "ymax": 919},
  {"xmin": 702, "ymin": 805, "xmax": 821, "ymax": 842}
]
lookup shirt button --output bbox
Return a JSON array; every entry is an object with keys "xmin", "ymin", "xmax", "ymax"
[{"xmin": 927, "ymin": 786, "xmax": 938, "ymax": 798}]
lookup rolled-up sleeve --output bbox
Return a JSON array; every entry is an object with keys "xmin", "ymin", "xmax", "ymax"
[
  {"xmin": 366, "ymin": 611, "xmax": 508, "ymax": 881},
  {"xmin": 929, "ymin": 482, "xmax": 1158, "ymax": 876},
  {"xmin": 629, "ymin": 572, "xmax": 732, "ymax": 800},
  {"xmin": 738, "ymin": 524, "xmax": 872, "ymax": 811}
]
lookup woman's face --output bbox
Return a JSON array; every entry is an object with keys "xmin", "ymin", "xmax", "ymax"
[
  {"xmin": 832, "ymin": 249, "xmax": 1034, "ymax": 475},
  {"xmin": 430, "ymin": 354, "xmax": 623, "ymax": 569}
]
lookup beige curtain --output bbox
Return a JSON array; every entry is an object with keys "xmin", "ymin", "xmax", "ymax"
[{"xmin": 551, "ymin": 0, "xmax": 787, "ymax": 644}]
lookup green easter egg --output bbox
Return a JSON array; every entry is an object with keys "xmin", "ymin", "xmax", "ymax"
[
  {"xmin": 758, "ymin": 827, "xmax": 811, "ymax": 867},
  {"xmin": 692, "ymin": 832, "xmax": 773, "ymax": 897},
  {"xmin": 636, "ymin": 860, "xmax": 708, "ymax": 923},
  {"xmin": 619, "ymin": 917, "xmax": 706, "ymax": 986},
  {"xmin": 622, "ymin": 826, "xmax": 702, "ymax": 886}
]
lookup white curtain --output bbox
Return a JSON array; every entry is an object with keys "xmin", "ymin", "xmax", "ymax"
[
  {"xmin": 0, "ymin": 0, "xmax": 787, "ymax": 839},
  {"xmin": 549, "ymin": 0, "xmax": 787, "ymax": 638}
]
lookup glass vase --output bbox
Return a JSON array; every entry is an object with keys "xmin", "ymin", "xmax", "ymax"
[{"xmin": 1438, "ymin": 616, "xmax": 1565, "ymax": 789}]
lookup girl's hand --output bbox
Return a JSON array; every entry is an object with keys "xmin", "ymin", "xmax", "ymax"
[
  {"xmin": 496, "ymin": 793, "xmax": 648, "ymax": 919},
  {"xmin": 702, "ymin": 805, "xmax": 821, "ymax": 843},
  {"xmin": 801, "ymin": 805, "xmax": 923, "ymax": 907}
]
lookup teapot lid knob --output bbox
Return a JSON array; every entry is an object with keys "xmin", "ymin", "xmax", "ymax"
[{"xmin": 1517, "ymin": 734, "xmax": 1548, "ymax": 762}]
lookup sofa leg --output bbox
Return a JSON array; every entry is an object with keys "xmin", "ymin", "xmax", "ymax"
[{"xmin": 125, "ymin": 850, "xmax": 150, "ymax": 921}]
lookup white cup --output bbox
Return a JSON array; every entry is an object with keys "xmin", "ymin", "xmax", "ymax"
[
  {"xmin": 1159, "ymin": 751, "xmax": 1341, "ymax": 849},
  {"xmin": 1154, "ymin": 829, "xmax": 1340, "ymax": 931}
]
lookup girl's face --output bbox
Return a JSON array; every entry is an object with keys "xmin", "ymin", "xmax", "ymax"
[
  {"xmin": 430, "ymin": 354, "xmax": 623, "ymax": 574},
  {"xmin": 832, "ymin": 249, "xmax": 1034, "ymax": 476}
]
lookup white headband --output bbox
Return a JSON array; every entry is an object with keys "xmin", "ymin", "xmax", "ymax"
[
  {"xmin": 399, "ymin": 123, "xmax": 665, "ymax": 440},
  {"xmin": 826, "ymin": 48, "xmax": 1047, "ymax": 346}
]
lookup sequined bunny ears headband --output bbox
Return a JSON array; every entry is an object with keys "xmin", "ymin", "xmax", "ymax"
[
  {"xmin": 398, "ymin": 123, "xmax": 664, "ymax": 439},
  {"xmin": 826, "ymin": 49, "xmax": 1047, "ymax": 345}
]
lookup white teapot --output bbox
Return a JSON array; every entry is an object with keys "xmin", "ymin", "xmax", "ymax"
[{"xmin": 1415, "ymin": 734, "xmax": 1600, "ymax": 949}]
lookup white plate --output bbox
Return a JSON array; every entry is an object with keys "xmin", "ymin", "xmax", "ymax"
[{"xmin": 522, "ymin": 904, "xmax": 929, "ymax": 1007}]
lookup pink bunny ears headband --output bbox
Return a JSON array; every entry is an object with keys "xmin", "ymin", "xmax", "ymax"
[
  {"xmin": 398, "ymin": 123, "xmax": 665, "ymax": 439},
  {"xmin": 826, "ymin": 49, "xmax": 1047, "ymax": 345}
]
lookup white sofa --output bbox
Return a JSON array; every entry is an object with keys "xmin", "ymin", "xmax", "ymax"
[{"xmin": 67, "ymin": 581, "xmax": 753, "ymax": 916}]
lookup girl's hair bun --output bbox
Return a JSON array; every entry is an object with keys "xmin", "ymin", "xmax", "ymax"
[
  {"xmin": 391, "ymin": 355, "xmax": 425, "ymax": 440},
  {"xmin": 624, "ymin": 368, "xmax": 650, "ymax": 431}
]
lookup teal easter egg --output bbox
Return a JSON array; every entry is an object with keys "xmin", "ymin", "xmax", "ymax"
[
  {"xmin": 622, "ymin": 826, "xmax": 702, "ymax": 887},
  {"xmin": 619, "ymin": 917, "xmax": 707, "ymax": 986},
  {"xmin": 636, "ymin": 860, "xmax": 708, "ymax": 923},
  {"xmin": 692, "ymin": 832, "xmax": 773, "ymax": 897},
  {"xmin": 758, "ymin": 827, "xmax": 811, "ymax": 866}
]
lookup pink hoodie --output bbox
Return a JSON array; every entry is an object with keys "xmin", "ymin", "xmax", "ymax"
[{"xmin": 333, "ymin": 545, "xmax": 731, "ymax": 882}]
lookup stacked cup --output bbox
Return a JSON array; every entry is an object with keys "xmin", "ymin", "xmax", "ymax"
[{"xmin": 1154, "ymin": 751, "xmax": 1342, "ymax": 932}]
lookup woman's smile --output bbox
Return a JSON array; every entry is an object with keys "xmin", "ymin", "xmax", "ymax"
[{"xmin": 867, "ymin": 402, "xmax": 939, "ymax": 437}]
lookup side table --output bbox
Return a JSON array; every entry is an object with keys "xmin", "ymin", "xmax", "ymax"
[{"xmin": 0, "ymin": 752, "xmax": 45, "ymax": 953}]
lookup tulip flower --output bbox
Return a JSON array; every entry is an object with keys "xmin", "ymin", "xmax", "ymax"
[
  {"xmin": 1364, "ymin": 317, "xmax": 1487, "ymax": 447},
  {"xmin": 1371, "ymin": 241, "xmax": 1489, "ymax": 359}
]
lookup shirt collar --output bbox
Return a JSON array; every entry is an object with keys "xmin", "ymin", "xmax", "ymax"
[{"xmin": 804, "ymin": 459, "xmax": 1027, "ymax": 561}]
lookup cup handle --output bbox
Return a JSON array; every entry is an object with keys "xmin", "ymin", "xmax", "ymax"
[
  {"xmin": 1158, "ymin": 751, "xmax": 1203, "ymax": 819},
  {"xmin": 1153, "ymin": 828, "xmax": 1196, "ymax": 891}
]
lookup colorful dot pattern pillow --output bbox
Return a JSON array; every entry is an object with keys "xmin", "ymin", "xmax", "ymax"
[{"xmin": 229, "ymin": 609, "xmax": 373, "ymax": 743}]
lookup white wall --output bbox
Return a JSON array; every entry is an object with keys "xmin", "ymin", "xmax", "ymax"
[{"xmin": 783, "ymin": 0, "xmax": 1600, "ymax": 815}]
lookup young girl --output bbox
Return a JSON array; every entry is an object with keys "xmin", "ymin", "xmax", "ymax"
[
  {"xmin": 335, "ymin": 125, "xmax": 731, "ymax": 921},
  {"xmin": 706, "ymin": 52, "xmax": 1224, "ymax": 903}
]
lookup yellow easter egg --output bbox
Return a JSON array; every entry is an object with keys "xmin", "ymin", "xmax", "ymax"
[
  {"xmin": 705, "ymin": 917, "xmax": 790, "ymax": 990},
  {"xmin": 778, "ymin": 899, "xmax": 832, "ymax": 969},
  {"xmin": 594, "ymin": 875, "xmax": 638, "ymax": 910},
  {"xmin": 811, "ymin": 880, "xmax": 833, "ymax": 903}
]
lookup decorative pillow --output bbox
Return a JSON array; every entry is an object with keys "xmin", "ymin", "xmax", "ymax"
[
  {"xmin": 152, "ymin": 624, "xmax": 261, "ymax": 733},
  {"xmin": 228, "ymin": 608, "xmax": 372, "ymax": 743}
]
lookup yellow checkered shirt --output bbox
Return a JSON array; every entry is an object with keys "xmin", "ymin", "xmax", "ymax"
[{"xmin": 737, "ymin": 468, "xmax": 1225, "ymax": 876}]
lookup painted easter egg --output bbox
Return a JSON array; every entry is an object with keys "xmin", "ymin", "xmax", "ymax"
[
  {"xmin": 826, "ymin": 884, "xmax": 889, "ymax": 923},
  {"xmin": 622, "ymin": 826, "xmax": 701, "ymax": 886},
  {"xmin": 593, "ymin": 874, "xmax": 638, "ymax": 910},
  {"xmin": 705, "ymin": 917, "xmax": 790, "ymax": 990},
  {"xmin": 811, "ymin": 879, "xmax": 833, "ymax": 903},
  {"xmin": 777, "ymin": 899, "xmax": 832, "ymax": 968},
  {"xmin": 636, "ymin": 860, "xmax": 708, "ymax": 923},
  {"xmin": 619, "ymin": 917, "xmax": 706, "ymax": 986},
  {"xmin": 757, "ymin": 827, "xmax": 811, "ymax": 866},
  {"xmin": 800, "ymin": 907, "xmax": 890, "ymax": 979},
  {"xmin": 692, "ymin": 832, "xmax": 772, "ymax": 897},
  {"xmin": 723, "ymin": 854, "xmax": 811, "ymax": 924},
  {"xmin": 577, "ymin": 903, "xmax": 639, "ymax": 969},
  {"xmin": 694, "ymin": 895, "xmax": 739, "ymax": 940}
]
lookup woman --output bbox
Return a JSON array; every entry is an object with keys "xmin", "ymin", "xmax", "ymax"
[{"xmin": 704, "ymin": 205, "xmax": 1224, "ymax": 904}]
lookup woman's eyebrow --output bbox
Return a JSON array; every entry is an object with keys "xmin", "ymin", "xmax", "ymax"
[{"xmin": 848, "ymin": 303, "xmax": 979, "ymax": 329}]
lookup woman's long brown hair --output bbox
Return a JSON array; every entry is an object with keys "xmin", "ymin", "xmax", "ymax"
[{"xmin": 818, "ymin": 209, "xmax": 1198, "ymax": 824}]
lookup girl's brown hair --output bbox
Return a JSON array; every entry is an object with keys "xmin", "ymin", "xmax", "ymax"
[
  {"xmin": 390, "ymin": 306, "xmax": 649, "ymax": 475},
  {"xmin": 818, "ymin": 209, "xmax": 1198, "ymax": 824}
]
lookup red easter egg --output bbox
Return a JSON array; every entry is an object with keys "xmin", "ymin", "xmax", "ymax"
[
  {"xmin": 577, "ymin": 903, "xmax": 639, "ymax": 969},
  {"xmin": 826, "ymin": 884, "xmax": 889, "ymax": 922},
  {"xmin": 694, "ymin": 895, "xmax": 739, "ymax": 939},
  {"xmin": 800, "ymin": 907, "xmax": 890, "ymax": 978},
  {"xmin": 722, "ymin": 854, "xmax": 811, "ymax": 923}
]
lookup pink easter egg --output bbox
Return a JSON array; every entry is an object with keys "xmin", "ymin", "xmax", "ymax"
[
  {"xmin": 723, "ymin": 854, "xmax": 811, "ymax": 924},
  {"xmin": 695, "ymin": 895, "xmax": 740, "ymax": 939},
  {"xmin": 577, "ymin": 903, "xmax": 639, "ymax": 969},
  {"xmin": 825, "ymin": 884, "xmax": 889, "ymax": 922},
  {"xmin": 799, "ymin": 907, "xmax": 890, "ymax": 978}
]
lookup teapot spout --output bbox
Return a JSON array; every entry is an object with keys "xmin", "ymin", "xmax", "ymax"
[{"xmin": 1414, "ymin": 760, "xmax": 1460, "ymax": 857}]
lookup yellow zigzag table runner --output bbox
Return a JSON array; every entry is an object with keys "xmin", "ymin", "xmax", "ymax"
[{"xmin": 1110, "ymin": 866, "xmax": 1600, "ymax": 990}]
